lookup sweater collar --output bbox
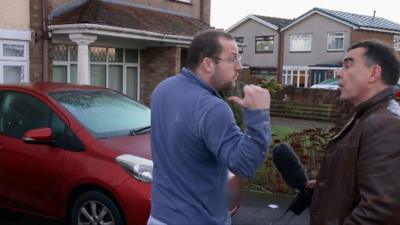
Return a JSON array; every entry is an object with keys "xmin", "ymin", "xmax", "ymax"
[{"xmin": 181, "ymin": 67, "xmax": 222, "ymax": 98}]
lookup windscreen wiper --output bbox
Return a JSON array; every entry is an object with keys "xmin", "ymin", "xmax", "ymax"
[{"xmin": 129, "ymin": 126, "xmax": 151, "ymax": 136}]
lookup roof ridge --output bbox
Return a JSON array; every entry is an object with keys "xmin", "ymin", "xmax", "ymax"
[{"xmin": 253, "ymin": 14, "xmax": 292, "ymax": 21}]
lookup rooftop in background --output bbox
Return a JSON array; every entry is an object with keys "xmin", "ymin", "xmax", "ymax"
[
  {"xmin": 50, "ymin": 0, "xmax": 210, "ymax": 37},
  {"xmin": 226, "ymin": 14, "xmax": 293, "ymax": 32},
  {"xmin": 283, "ymin": 7, "xmax": 400, "ymax": 33}
]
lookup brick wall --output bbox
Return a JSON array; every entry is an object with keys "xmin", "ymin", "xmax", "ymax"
[
  {"xmin": 140, "ymin": 47, "xmax": 181, "ymax": 106},
  {"xmin": 350, "ymin": 30, "xmax": 394, "ymax": 46}
]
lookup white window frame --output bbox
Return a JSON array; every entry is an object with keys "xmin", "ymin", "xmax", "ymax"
[
  {"xmin": 0, "ymin": 40, "xmax": 29, "ymax": 84},
  {"xmin": 394, "ymin": 35, "xmax": 400, "ymax": 51},
  {"xmin": 0, "ymin": 61, "xmax": 29, "ymax": 83},
  {"xmin": 289, "ymin": 33, "xmax": 312, "ymax": 52},
  {"xmin": 53, "ymin": 45, "xmax": 141, "ymax": 100},
  {"xmin": 0, "ymin": 40, "xmax": 29, "ymax": 61},
  {"xmin": 327, "ymin": 32, "xmax": 345, "ymax": 51}
]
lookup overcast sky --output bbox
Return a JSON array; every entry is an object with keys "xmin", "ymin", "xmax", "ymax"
[{"xmin": 210, "ymin": 0, "xmax": 400, "ymax": 30}]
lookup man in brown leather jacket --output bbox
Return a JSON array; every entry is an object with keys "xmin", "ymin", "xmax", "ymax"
[{"xmin": 309, "ymin": 40, "xmax": 400, "ymax": 225}]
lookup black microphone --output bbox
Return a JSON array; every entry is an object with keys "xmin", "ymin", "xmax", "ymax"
[
  {"xmin": 272, "ymin": 142, "xmax": 312, "ymax": 215},
  {"xmin": 272, "ymin": 142, "xmax": 308, "ymax": 192}
]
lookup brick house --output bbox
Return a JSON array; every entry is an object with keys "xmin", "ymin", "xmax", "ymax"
[
  {"xmin": 280, "ymin": 8, "xmax": 400, "ymax": 87},
  {"xmin": 4, "ymin": 0, "xmax": 210, "ymax": 105}
]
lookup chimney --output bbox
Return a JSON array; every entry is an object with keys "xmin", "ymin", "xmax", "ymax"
[{"xmin": 373, "ymin": 10, "xmax": 376, "ymax": 19}]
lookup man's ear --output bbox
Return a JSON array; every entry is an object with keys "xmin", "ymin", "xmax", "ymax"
[
  {"xmin": 201, "ymin": 57, "xmax": 215, "ymax": 73},
  {"xmin": 369, "ymin": 65, "xmax": 382, "ymax": 83}
]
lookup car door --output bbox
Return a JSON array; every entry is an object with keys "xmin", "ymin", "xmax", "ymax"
[{"xmin": 0, "ymin": 91, "xmax": 65, "ymax": 216}]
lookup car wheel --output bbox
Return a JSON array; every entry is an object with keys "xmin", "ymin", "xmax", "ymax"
[{"xmin": 70, "ymin": 191, "xmax": 125, "ymax": 225}]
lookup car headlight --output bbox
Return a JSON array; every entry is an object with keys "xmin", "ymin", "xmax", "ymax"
[{"xmin": 115, "ymin": 154, "xmax": 153, "ymax": 183}]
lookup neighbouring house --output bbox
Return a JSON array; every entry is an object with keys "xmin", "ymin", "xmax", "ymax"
[
  {"xmin": 226, "ymin": 15, "xmax": 292, "ymax": 81},
  {"xmin": 3, "ymin": 0, "xmax": 210, "ymax": 105},
  {"xmin": 0, "ymin": 0, "xmax": 31, "ymax": 84},
  {"xmin": 280, "ymin": 7, "xmax": 400, "ymax": 87}
]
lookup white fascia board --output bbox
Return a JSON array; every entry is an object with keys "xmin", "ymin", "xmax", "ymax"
[
  {"xmin": 0, "ymin": 28, "xmax": 31, "ymax": 41},
  {"xmin": 48, "ymin": 24, "xmax": 193, "ymax": 45},
  {"xmin": 356, "ymin": 27, "xmax": 400, "ymax": 34},
  {"xmin": 281, "ymin": 10, "xmax": 356, "ymax": 32},
  {"xmin": 226, "ymin": 15, "xmax": 278, "ymax": 33}
]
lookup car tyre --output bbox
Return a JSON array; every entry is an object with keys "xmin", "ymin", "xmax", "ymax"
[{"xmin": 70, "ymin": 191, "xmax": 125, "ymax": 225}]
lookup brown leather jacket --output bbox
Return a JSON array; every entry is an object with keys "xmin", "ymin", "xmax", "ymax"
[{"xmin": 310, "ymin": 87, "xmax": 400, "ymax": 225}]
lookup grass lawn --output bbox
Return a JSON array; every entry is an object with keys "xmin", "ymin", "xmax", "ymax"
[{"xmin": 271, "ymin": 126, "xmax": 301, "ymax": 141}]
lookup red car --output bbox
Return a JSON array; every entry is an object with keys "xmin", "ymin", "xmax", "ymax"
[{"xmin": 0, "ymin": 83, "xmax": 242, "ymax": 225}]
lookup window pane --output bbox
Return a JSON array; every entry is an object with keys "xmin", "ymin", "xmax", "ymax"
[
  {"xmin": 327, "ymin": 33, "xmax": 344, "ymax": 50},
  {"xmin": 90, "ymin": 65, "xmax": 106, "ymax": 87},
  {"xmin": 290, "ymin": 34, "xmax": 312, "ymax": 51},
  {"xmin": 90, "ymin": 47, "xmax": 107, "ymax": 62},
  {"xmin": 71, "ymin": 64, "xmax": 77, "ymax": 84},
  {"xmin": 53, "ymin": 65, "xmax": 68, "ymax": 83},
  {"xmin": 53, "ymin": 44, "xmax": 68, "ymax": 61},
  {"xmin": 0, "ymin": 92, "xmax": 51, "ymax": 137},
  {"xmin": 3, "ymin": 44, "xmax": 24, "ymax": 57},
  {"xmin": 235, "ymin": 37, "xmax": 244, "ymax": 53},
  {"xmin": 255, "ymin": 36, "xmax": 274, "ymax": 52},
  {"xmin": 108, "ymin": 48, "xmax": 123, "ymax": 63},
  {"xmin": 126, "ymin": 67, "xmax": 138, "ymax": 99},
  {"xmin": 394, "ymin": 35, "xmax": 400, "ymax": 50},
  {"xmin": 125, "ymin": 49, "xmax": 138, "ymax": 63},
  {"xmin": 70, "ymin": 45, "xmax": 77, "ymax": 61},
  {"xmin": 108, "ymin": 65, "xmax": 123, "ymax": 92},
  {"xmin": 4, "ymin": 66, "xmax": 23, "ymax": 83}
]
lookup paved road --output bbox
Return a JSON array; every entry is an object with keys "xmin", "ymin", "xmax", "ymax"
[
  {"xmin": 0, "ymin": 208, "xmax": 63, "ymax": 225},
  {"xmin": 232, "ymin": 191, "xmax": 309, "ymax": 225},
  {"xmin": 1, "ymin": 190, "xmax": 309, "ymax": 225}
]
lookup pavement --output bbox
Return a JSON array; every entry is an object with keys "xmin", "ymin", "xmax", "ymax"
[{"xmin": 232, "ymin": 191, "xmax": 309, "ymax": 225}]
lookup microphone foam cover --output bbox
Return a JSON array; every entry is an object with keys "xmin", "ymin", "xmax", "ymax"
[{"xmin": 272, "ymin": 143, "xmax": 308, "ymax": 192}]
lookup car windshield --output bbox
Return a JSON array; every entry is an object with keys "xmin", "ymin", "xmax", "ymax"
[
  {"xmin": 319, "ymin": 79, "xmax": 339, "ymax": 85},
  {"xmin": 50, "ymin": 90, "xmax": 150, "ymax": 138}
]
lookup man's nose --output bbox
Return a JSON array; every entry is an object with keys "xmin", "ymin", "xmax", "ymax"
[
  {"xmin": 235, "ymin": 62, "xmax": 243, "ymax": 70},
  {"xmin": 337, "ymin": 68, "xmax": 343, "ymax": 78}
]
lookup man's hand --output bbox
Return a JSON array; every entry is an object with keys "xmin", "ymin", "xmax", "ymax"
[
  {"xmin": 228, "ymin": 84, "xmax": 270, "ymax": 109},
  {"xmin": 306, "ymin": 180, "xmax": 317, "ymax": 189}
]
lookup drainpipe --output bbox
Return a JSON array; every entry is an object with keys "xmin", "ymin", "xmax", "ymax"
[{"xmin": 42, "ymin": 0, "xmax": 49, "ymax": 82}]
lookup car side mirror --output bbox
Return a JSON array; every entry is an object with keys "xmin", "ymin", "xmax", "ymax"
[{"xmin": 22, "ymin": 127, "xmax": 53, "ymax": 144}]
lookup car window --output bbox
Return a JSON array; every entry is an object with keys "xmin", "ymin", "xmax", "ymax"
[
  {"xmin": 0, "ymin": 92, "xmax": 51, "ymax": 138},
  {"xmin": 50, "ymin": 90, "xmax": 151, "ymax": 138}
]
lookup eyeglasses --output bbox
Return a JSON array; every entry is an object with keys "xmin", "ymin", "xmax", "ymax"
[{"xmin": 212, "ymin": 56, "xmax": 242, "ymax": 64}]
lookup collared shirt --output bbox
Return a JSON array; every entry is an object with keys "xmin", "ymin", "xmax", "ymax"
[{"xmin": 149, "ymin": 68, "xmax": 271, "ymax": 225}]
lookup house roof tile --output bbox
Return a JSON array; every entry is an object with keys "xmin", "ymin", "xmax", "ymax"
[
  {"xmin": 253, "ymin": 15, "xmax": 293, "ymax": 29},
  {"xmin": 315, "ymin": 8, "xmax": 400, "ymax": 32},
  {"xmin": 50, "ymin": 0, "xmax": 210, "ymax": 37}
]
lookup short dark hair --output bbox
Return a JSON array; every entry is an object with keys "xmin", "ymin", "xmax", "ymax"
[
  {"xmin": 187, "ymin": 29, "xmax": 234, "ymax": 70},
  {"xmin": 348, "ymin": 40, "xmax": 400, "ymax": 85}
]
